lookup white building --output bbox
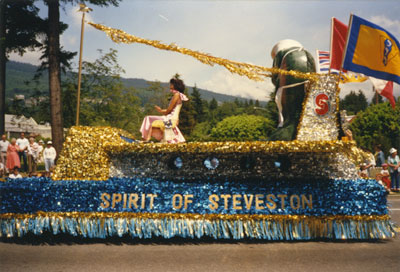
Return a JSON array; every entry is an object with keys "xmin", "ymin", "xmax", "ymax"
[{"xmin": 5, "ymin": 114, "xmax": 52, "ymax": 138}]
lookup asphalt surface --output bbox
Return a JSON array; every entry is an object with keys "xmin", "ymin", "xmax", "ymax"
[{"xmin": 1, "ymin": 195, "xmax": 399, "ymax": 272}]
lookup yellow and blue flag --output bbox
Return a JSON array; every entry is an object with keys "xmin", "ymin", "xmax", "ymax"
[{"xmin": 342, "ymin": 14, "xmax": 400, "ymax": 84}]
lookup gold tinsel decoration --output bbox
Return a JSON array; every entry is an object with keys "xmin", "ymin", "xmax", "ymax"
[
  {"xmin": 1, "ymin": 212, "xmax": 394, "ymax": 239},
  {"xmin": 52, "ymin": 126, "xmax": 367, "ymax": 181},
  {"xmin": 88, "ymin": 22, "xmax": 320, "ymax": 83},
  {"xmin": 106, "ymin": 140, "xmax": 356, "ymax": 154},
  {"xmin": 0, "ymin": 211, "xmax": 390, "ymax": 222},
  {"xmin": 52, "ymin": 126, "xmax": 134, "ymax": 181}
]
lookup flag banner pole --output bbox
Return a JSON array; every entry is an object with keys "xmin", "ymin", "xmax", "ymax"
[
  {"xmin": 341, "ymin": 14, "xmax": 353, "ymax": 71},
  {"xmin": 329, "ymin": 17, "xmax": 334, "ymax": 74},
  {"xmin": 338, "ymin": 14, "xmax": 354, "ymax": 85}
]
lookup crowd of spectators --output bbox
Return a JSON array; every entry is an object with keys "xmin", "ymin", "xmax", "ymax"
[
  {"xmin": 0, "ymin": 132, "xmax": 56, "ymax": 179},
  {"xmin": 359, "ymin": 144, "xmax": 400, "ymax": 193}
]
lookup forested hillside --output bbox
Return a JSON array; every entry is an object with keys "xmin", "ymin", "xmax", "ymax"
[
  {"xmin": 5, "ymin": 58, "xmax": 398, "ymax": 153},
  {"xmin": 5, "ymin": 60, "xmax": 266, "ymax": 106}
]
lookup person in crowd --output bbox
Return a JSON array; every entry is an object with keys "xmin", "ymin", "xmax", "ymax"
[
  {"xmin": 27, "ymin": 137, "xmax": 39, "ymax": 174},
  {"xmin": 374, "ymin": 144, "xmax": 385, "ymax": 167},
  {"xmin": 43, "ymin": 141, "xmax": 57, "ymax": 173},
  {"xmin": 16, "ymin": 132, "xmax": 29, "ymax": 172},
  {"xmin": 8, "ymin": 167, "xmax": 22, "ymax": 179},
  {"xmin": 344, "ymin": 129, "xmax": 353, "ymax": 141},
  {"xmin": 28, "ymin": 172, "xmax": 38, "ymax": 177},
  {"xmin": 140, "ymin": 76, "xmax": 189, "ymax": 143},
  {"xmin": 364, "ymin": 149, "xmax": 376, "ymax": 176},
  {"xmin": 377, "ymin": 163, "xmax": 391, "ymax": 191},
  {"xmin": 6, "ymin": 138, "xmax": 20, "ymax": 172},
  {"xmin": 0, "ymin": 134, "xmax": 9, "ymax": 171},
  {"xmin": 49, "ymin": 165, "xmax": 56, "ymax": 176},
  {"xmin": 37, "ymin": 139, "xmax": 44, "ymax": 163},
  {"xmin": 358, "ymin": 163, "xmax": 369, "ymax": 178},
  {"xmin": 0, "ymin": 161, "xmax": 4, "ymax": 177},
  {"xmin": 388, "ymin": 148, "xmax": 400, "ymax": 192}
]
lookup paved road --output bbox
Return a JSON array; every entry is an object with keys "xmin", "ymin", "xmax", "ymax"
[{"xmin": 1, "ymin": 195, "xmax": 399, "ymax": 272}]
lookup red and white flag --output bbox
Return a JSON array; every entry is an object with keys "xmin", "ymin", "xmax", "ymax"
[
  {"xmin": 369, "ymin": 78, "xmax": 396, "ymax": 108},
  {"xmin": 316, "ymin": 50, "xmax": 330, "ymax": 73},
  {"xmin": 330, "ymin": 18, "xmax": 348, "ymax": 71}
]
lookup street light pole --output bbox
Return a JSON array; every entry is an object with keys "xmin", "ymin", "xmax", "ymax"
[{"xmin": 76, "ymin": 4, "xmax": 92, "ymax": 126}]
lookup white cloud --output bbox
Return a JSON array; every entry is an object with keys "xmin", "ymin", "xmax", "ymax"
[
  {"xmin": 9, "ymin": 50, "xmax": 42, "ymax": 66},
  {"xmin": 200, "ymin": 70, "xmax": 274, "ymax": 101},
  {"xmin": 369, "ymin": 15, "xmax": 400, "ymax": 36},
  {"xmin": 60, "ymin": 34, "xmax": 77, "ymax": 47}
]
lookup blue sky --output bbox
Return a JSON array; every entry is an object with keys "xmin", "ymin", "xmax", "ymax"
[{"xmin": 10, "ymin": 0, "xmax": 400, "ymax": 101}]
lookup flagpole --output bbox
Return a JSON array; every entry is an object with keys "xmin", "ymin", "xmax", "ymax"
[
  {"xmin": 329, "ymin": 17, "xmax": 334, "ymax": 74},
  {"xmin": 340, "ymin": 14, "xmax": 353, "ymax": 72},
  {"xmin": 76, "ymin": 4, "xmax": 92, "ymax": 126},
  {"xmin": 338, "ymin": 14, "xmax": 354, "ymax": 85}
]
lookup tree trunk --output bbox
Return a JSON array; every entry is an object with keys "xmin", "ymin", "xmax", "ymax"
[
  {"xmin": 0, "ymin": 0, "xmax": 6, "ymax": 135},
  {"xmin": 47, "ymin": 0, "xmax": 63, "ymax": 155}
]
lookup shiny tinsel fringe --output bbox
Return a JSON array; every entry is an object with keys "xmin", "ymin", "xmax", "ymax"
[{"xmin": 0, "ymin": 215, "xmax": 396, "ymax": 240}]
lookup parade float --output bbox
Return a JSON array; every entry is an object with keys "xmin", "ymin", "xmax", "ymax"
[{"xmin": 0, "ymin": 20, "xmax": 396, "ymax": 240}]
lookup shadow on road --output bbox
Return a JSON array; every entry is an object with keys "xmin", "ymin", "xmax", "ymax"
[{"xmin": 0, "ymin": 231, "xmax": 393, "ymax": 246}]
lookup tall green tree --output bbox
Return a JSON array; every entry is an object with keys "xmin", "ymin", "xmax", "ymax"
[
  {"xmin": 265, "ymin": 91, "xmax": 279, "ymax": 128},
  {"xmin": 216, "ymin": 101, "xmax": 237, "ymax": 120},
  {"xmin": 62, "ymin": 48, "xmax": 141, "ymax": 134},
  {"xmin": 143, "ymin": 81, "xmax": 169, "ymax": 116},
  {"xmin": 350, "ymin": 102, "xmax": 400, "ymax": 154},
  {"xmin": 44, "ymin": 0, "xmax": 121, "ymax": 154},
  {"xmin": 340, "ymin": 90, "xmax": 368, "ymax": 115},
  {"xmin": 0, "ymin": 1, "xmax": 5, "ymax": 134},
  {"xmin": 234, "ymin": 98, "xmax": 241, "ymax": 107},
  {"xmin": 179, "ymin": 88, "xmax": 196, "ymax": 136},
  {"xmin": 1, "ymin": 0, "xmax": 45, "ymax": 134},
  {"xmin": 191, "ymin": 85, "xmax": 205, "ymax": 122},
  {"xmin": 209, "ymin": 98, "xmax": 218, "ymax": 111},
  {"xmin": 45, "ymin": 0, "xmax": 64, "ymax": 154}
]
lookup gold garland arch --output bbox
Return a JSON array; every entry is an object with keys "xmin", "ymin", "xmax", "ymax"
[{"xmin": 88, "ymin": 22, "xmax": 319, "ymax": 82}]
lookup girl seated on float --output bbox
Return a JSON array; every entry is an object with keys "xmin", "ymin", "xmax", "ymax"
[{"xmin": 140, "ymin": 76, "xmax": 188, "ymax": 143}]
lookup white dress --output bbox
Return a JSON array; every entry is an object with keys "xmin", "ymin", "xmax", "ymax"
[{"xmin": 140, "ymin": 91, "xmax": 188, "ymax": 143}]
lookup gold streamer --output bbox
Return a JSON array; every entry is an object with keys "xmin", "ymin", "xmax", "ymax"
[
  {"xmin": 87, "ymin": 22, "xmax": 320, "ymax": 83},
  {"xmin": 0, "ymin": 211, "xmax": 390, "ymax": 222}
]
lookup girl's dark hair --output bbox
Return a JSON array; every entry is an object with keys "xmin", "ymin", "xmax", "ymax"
[{"xmin": 170, "ymin": 77, "xmax": 185, "ymax": 93}]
